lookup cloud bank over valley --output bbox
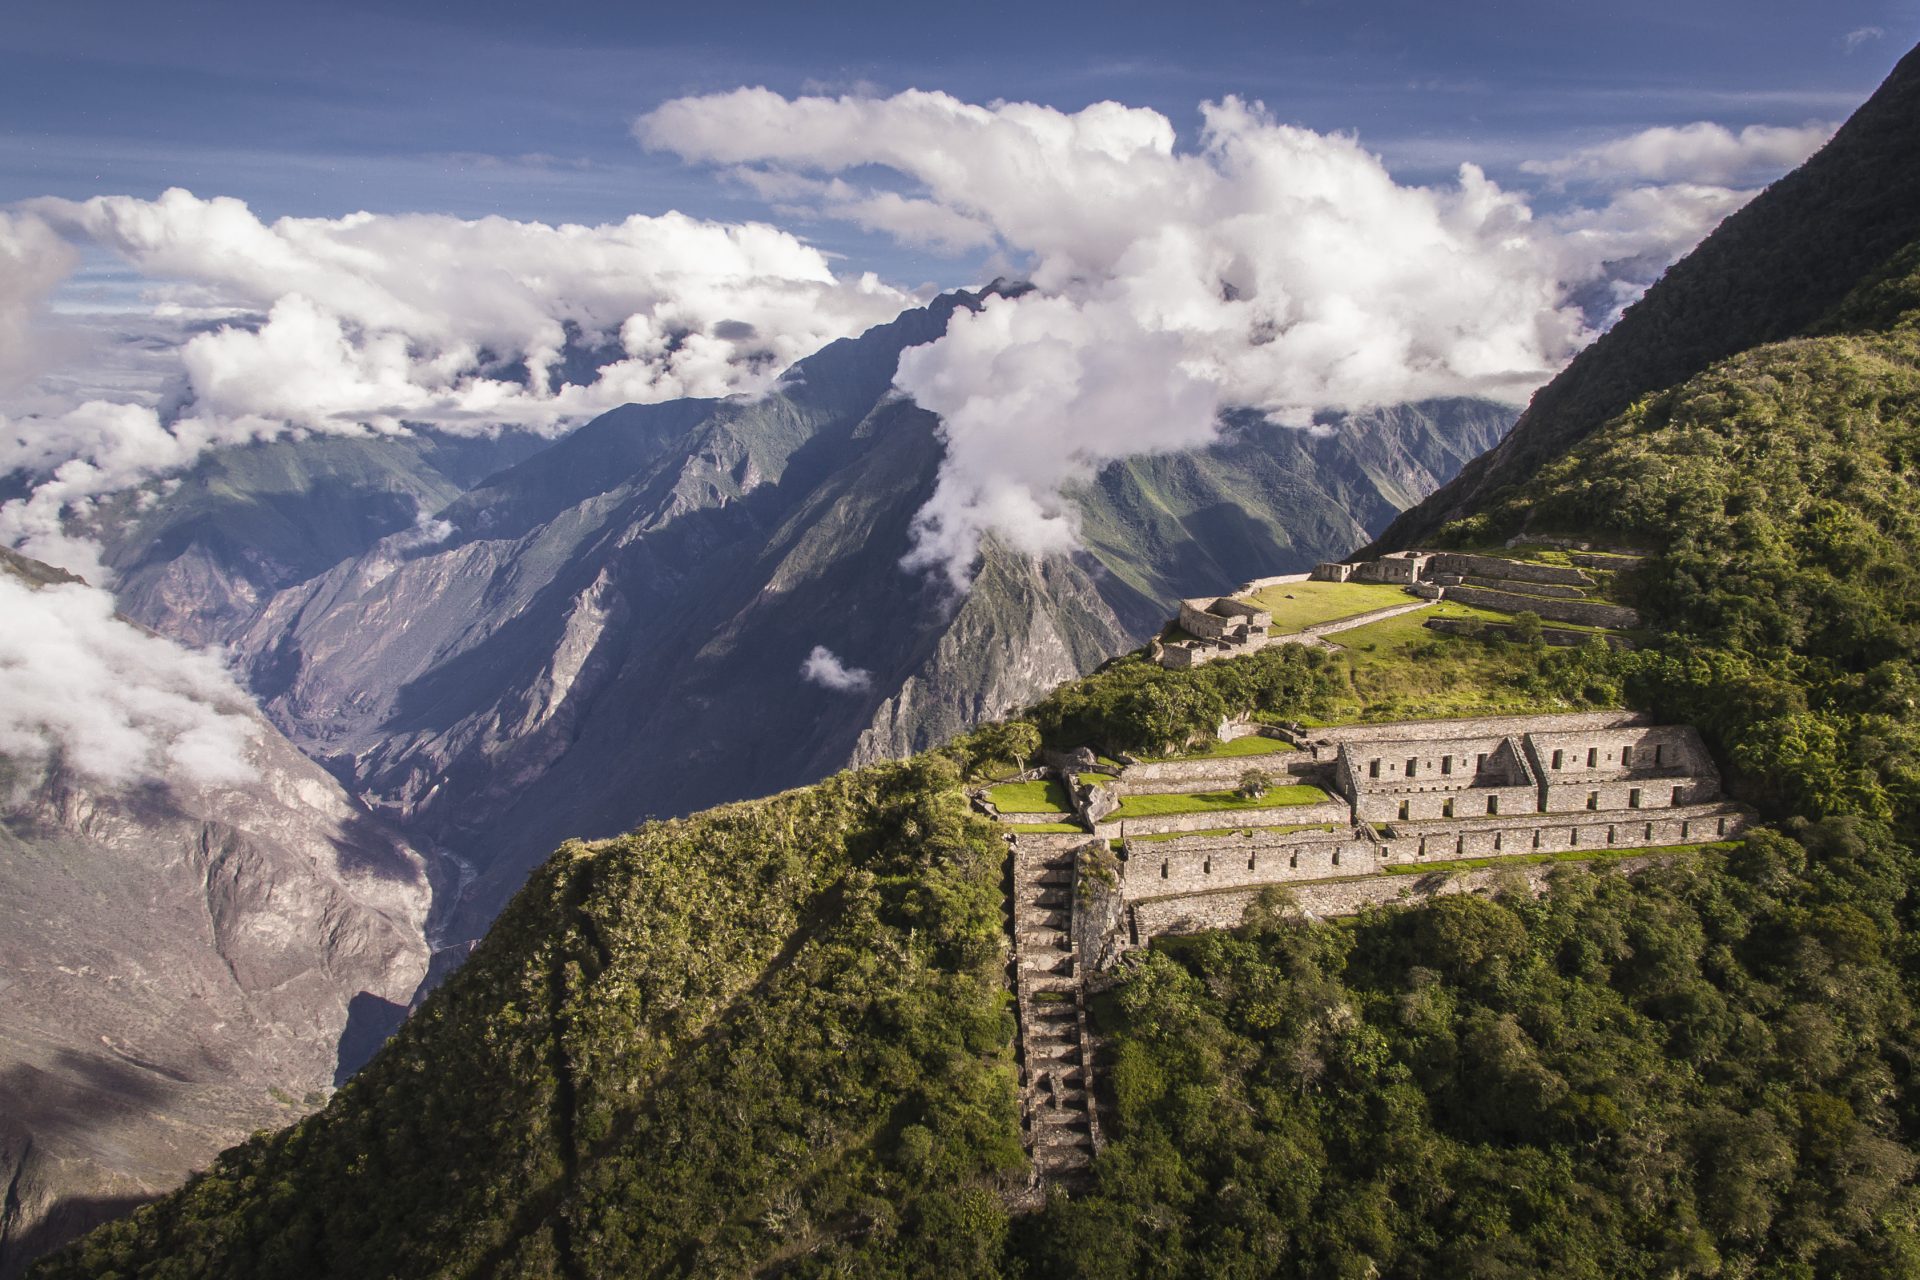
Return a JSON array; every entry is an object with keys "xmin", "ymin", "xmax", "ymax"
[
  {"xmin": 638, "ymin": 89, "xmax": 1835, "ymax": 584},
  {"xmin": 0, "ymin": 91, "xmax": 1836, "ymax": 592}
]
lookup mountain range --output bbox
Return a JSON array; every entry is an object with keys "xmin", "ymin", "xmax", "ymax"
[{"xmin": 90, "ymin": 290, "xmax": 1509, "ymax": 941}]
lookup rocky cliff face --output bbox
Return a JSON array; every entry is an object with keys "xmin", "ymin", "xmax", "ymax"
[{"xmin": 0, "ymin": 557, "xmax": 432, "ymax": 1277}]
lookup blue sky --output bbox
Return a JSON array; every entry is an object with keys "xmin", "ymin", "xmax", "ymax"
[{"xmin": 4, "ymin": 0, "xmax": 1912, "ymax": 286}]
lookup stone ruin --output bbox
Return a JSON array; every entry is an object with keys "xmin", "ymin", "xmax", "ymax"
[
  {"xmin": 988, "ymin": 708, "xmax": 1750, "ymax": 1184},
  {"xmin": 1156, "ymin": 549, "xmax": 1647, "ymax": 669}
]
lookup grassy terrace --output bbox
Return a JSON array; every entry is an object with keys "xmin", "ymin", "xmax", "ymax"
[
  {"xmin": 1110, "ymin": 784, "xmax": 1332, "ymax": 820},
  {"xmin": 1381, "ymin": 840, "xmax": 1740, "ymax": 876},
  {"xmin": 1242, "ymin": 579, "xmax": 1417, "ymax": 633},
  {"xmin": 1142, "ymin": 735, "xmax": 1298, "ymax": 762},
  {"xmin": 1313, "ymin": 599, "xmax": 1630, "ymax": 723},
  {"xmin": 986, "ymin": 779, "xmax": 1073, "ymax": 814},
  {"xmin": 1124, "ymin": 822, "xmax": 1342, "ymax": 845},
  {"xmin": 1008, "ymin": 821, "xmax": 1087, "ymax": 834}
]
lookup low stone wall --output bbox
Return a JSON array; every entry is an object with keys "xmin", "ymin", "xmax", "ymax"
[
  {"xmin": 1129, "ymin": 851, "xmax": 1684, "ymax": 938},
  {"xmin": 1541, "ymin": 776, "xmax": 1715, "ymax": 813},
  {"xmin": 1427, "ymin": 552, "xmax": 1592, "ymax": 587},
  {"xmin": 1114, "ymin": 753, "xmax": 1317, "ymax": 794},
  {"xmin": 1376, "ymin": 802, "xmax": 1747, "ymax": 860},
  {"xmin": 1095, "ymin": 798, "xmax": 1352, "ymax": 840},
  {"xmin": 1424, "ymin": 618, "xmax": 1633, "ymax": 648},
  {"xmin": 1568, "ymin": 552, "xmax": 1647, "ymax": 569},
  {"xmin": 1458, "ymin": 575, "xmax": 1590, "ymax": 599},
  {"xmin": 1444, "ymin": 584, "xmax": 1642, "ymax": 629},
  {"xmin": 1298, "ymin": 599, "xmax": 1429, "ymax": 638},
  {"xmin": 1356, "ymin": 782, "xmax": 1538, "ymax": 824},
  {"xmin": 1240, "ymin": 572, "xmax": 1312, "ymax": 591},
  {"xmin": 1307, "ymin": 710, "xmax": 1644, "ymax": 749},
  {"xmin": 1121, "ymin": 826, "xmax": 1374, "ymax": 897}
]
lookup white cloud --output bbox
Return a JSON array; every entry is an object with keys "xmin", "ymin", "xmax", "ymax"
[
  {"xmin": 0, "ymin": 190, "xmax": 917, "ymax": 577},
  {"xmin": 639, "ymin": 89, "xmax": 1643, "ymax": 586},
  {"xmin": 800, "ymin": 645, "xmax": 873, "ymax": 692},
  {"xmin": 0, "ymin": 212, "xmax": 78, "ymax": 390},
  {"xmin": 1522, "ymin": 121, "xmax": 1835, "ymax": 186},
  {"xmin": 0, "ymin": 573, "xmax": 256, "ymax": 786},
  {"xmin": 1844, "ymin": 26, "xmax": 1886, "ymax": 52}
]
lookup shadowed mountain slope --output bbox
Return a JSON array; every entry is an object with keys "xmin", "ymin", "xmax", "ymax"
[
  {"xmin": 0, "ymin": 554, "xmax": 432, "ymax": 1279},
  {"xmin": 1370, "ymin": 38, "xmax": 1920, "ymax": 551}
]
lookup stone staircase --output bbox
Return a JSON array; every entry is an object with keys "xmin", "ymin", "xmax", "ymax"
[{"xmin": 1011, "ymin": 836, "xmax": 1099, "ymax": 1184}]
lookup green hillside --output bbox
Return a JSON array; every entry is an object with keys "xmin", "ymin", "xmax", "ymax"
[{"xmin": 35, "ymin": 43, "xmax": 1920, "ymax": 1280}]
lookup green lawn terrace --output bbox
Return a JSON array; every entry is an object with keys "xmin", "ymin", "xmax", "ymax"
[
  {"xmin": 981, "ymin": 778, "xmax": 1083, "ymax": 828},
  {"xmin": 1156, "ymin": 547, "xmax": 1645, "ymax": 673},
  {"xmin": 1238, "ymin": 579, "xmax": 1416, "ymax": 634}
]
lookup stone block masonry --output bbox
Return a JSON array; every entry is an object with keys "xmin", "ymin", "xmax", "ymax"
[
  {"xmin": 1093, "ymin": 798, "xmax": 1353, "ymax": 840},
  {"xmin": 1122, "ymin": 825, "xmax": 1376, "ymax": 898},
  {"xmin": 1131, "ymin": 853, "xmax": 1680, "ymax": 936},
  {"xmin": 1444, "ymin": 584, "xmax": 1642, "ymax": 629},
  {"xmin": 1426, "ymin": 552, "xmax": 1593, "ymax": 587}
]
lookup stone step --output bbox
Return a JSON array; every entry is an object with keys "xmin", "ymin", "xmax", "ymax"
[
  {"xmin": 1023, "ymin": 1018, "xmax": 1078, "ymax": 1037},
  {"xmin": 1020, "ymin": 909, "xmax": 1071, "ymax": 930},
  {"xmin": 1035, "ymin": 870, "xmax": 1074, "ymax": 886},
  {"xmin": 1023, "ymin": 1004, "xmax": 1078, "ymax": 1027},
  {"xmin": 1031, "ymin": 889, "xmax": 1072, "ymax": 908},
  {"xmin": 1035, "ymin": 1143, "xmax": 1094, "ymax": 1170},
  {"xmin": 1032, "ymin": 1119, "xmax": 1093, "ymax": 1146},
  {"xmin": 1022, "ymin": 953, "xmax": 1075, "ymax": 976},
  {"xmin": 1023, "ymin": 971, "xmax": 1078, "ymax": 992},
  {"xmin": 1029, "ymin": 1090, "xmax": 1090, "ymax": 1120},
  {"xmin": 1018, "ymin": 928, "xmax": 1070, "ymax": 950}
]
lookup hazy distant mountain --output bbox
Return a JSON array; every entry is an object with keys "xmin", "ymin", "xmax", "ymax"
[
  {"xmin": 0, "ymin": 551, "xmax": 432, "ymax": 1277},
  {"xmin": 167, "ymin": 289, "xmax": 1507, "ymax": 938},
  {"xmin": 88, "ymin": 430, "xmax": 547, "ymax": 649}
]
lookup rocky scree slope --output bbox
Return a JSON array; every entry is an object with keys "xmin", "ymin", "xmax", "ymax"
[{"xmin": 0, "ymin": 551, "xmax": 432, "ymax": 1278}]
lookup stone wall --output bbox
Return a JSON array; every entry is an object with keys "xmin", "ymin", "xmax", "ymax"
[
  {"xmin": 1541, "ymin": 776, "xmax": 1716, "ymax": 813},
  {"xmin": 1424, "ymin": 617, "xmax": 1634, "ymax": 649},
  {"xmin": 1444, "ymin": 584, "xmax": 1642, "ymax": 629},
  {"xmin": 1094, "ymin": 798, "xmax": 1352, "ymax": 840},
  {"xmin": 1121, "ymin": 826, "xmax": 1375, "ymax": 897},
  {"xmin": 1178, "ymin": 599, "xmax": 1240, "ymax": 641},
  {"xmin": 1376, "ymin": 802, "xmax": 1746, "ymax": 860},
  {"xmin": 1115, "ymin": 752, "xmax": 1318, "ymax": 795},
  {"xmin": 1338, "ymin": 734, "xmax": 1532, "ymax": 791},
  {"xmin": 1357, "ymin": 782, "xmax": 1539, "ymax": 824},
  {"xmin": 1525, "ymin": 724, "xmax": 1707, "ymax": 778},
  {"xmin": 1129, "ymin": 852, "xmax": 1685, "ymax": 939},
  {"xmin": 1305, "ymin": 710, "xmax": 1645, "ymax": 751},
  {"xmin": 1353, "ymin": 553, "xmax": 1427, "ymax": 584},
  {"xmin": 1427, "ymin": 552, "xmax": 1592, "ymax": 587},
  {"xmin": 1457, "ymin": 575, "xmax": 1590, "ymax": 599}
]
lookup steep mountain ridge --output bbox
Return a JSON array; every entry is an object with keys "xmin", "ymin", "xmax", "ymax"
[
  {"xmin": 89, "ymin": 430, "xmax": 548, "ymax": 648},
  {"xmin": 1372, "ymin": 38, "xmax": 1920, "ymax": 550}
]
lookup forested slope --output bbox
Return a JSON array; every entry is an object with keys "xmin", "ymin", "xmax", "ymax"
[{"xmin": 1373, "ymin": 38, "xmax": 1920, "ymax": 549}]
